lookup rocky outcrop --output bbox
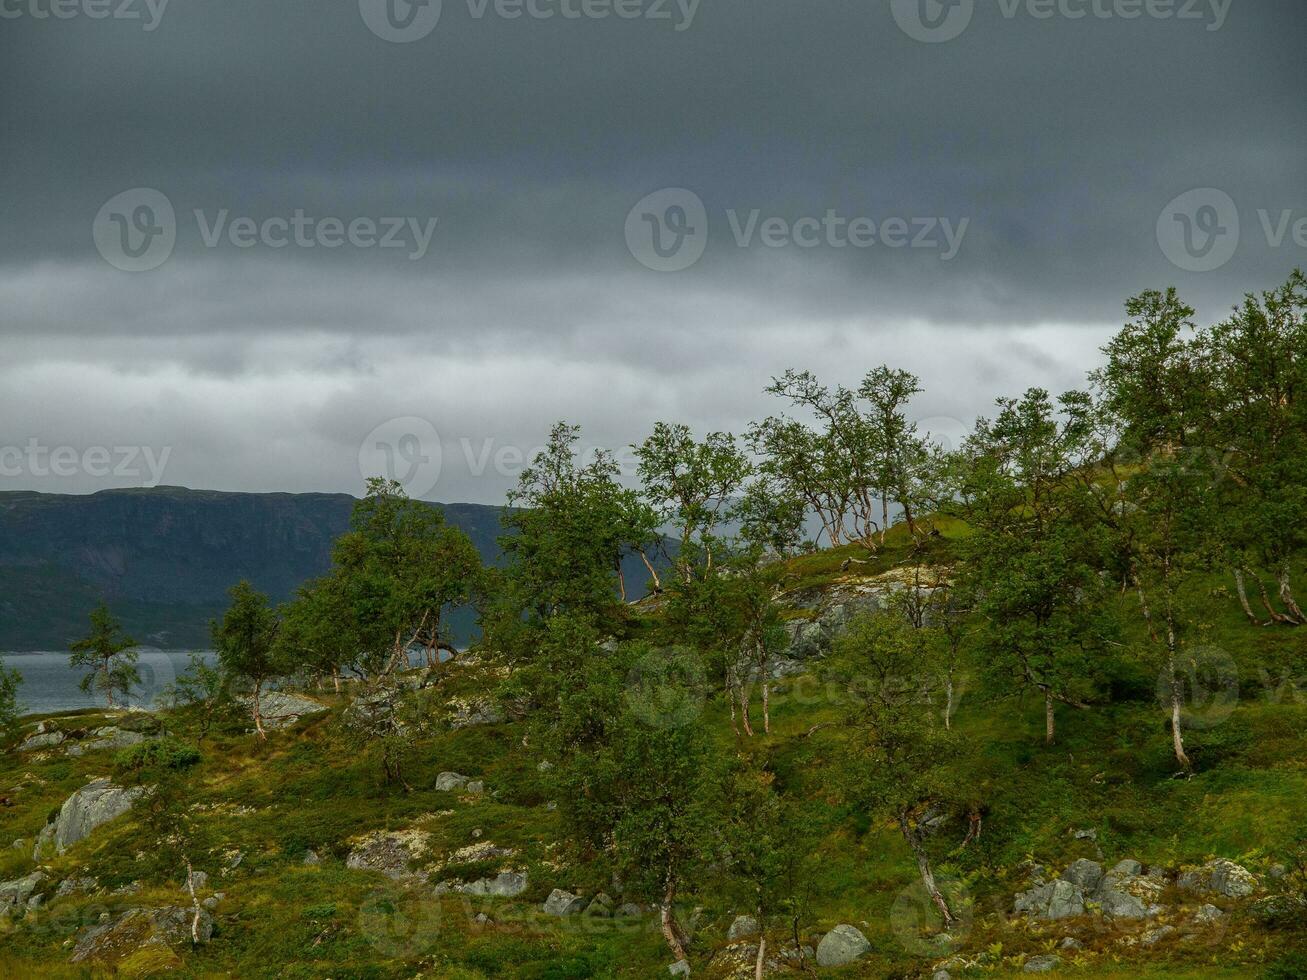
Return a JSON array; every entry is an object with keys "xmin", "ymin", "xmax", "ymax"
[
  {"xmin": 1177, "ymin": 859, "xmax": 1258, "ymax": 898},
  {"xmin": 728, "ymin": 914, "xmax": 760, "ymax": 940},
  {"xmin": 36, "ymin": 779, "xmax": 145, "ymax": 857},
  {"xmin": 239, "ymin": 691, "xmax": 327, "ymax": 730},
  {"xmin": 780, "ymin": 568, "xmax": 952, "ymax": 661},
  {"xmin": 436, "ymin": 772, "xmax": 471, "ymax": 792},
  {"xmin": 345, "ymin": 829, "xmax": 432, "ymax": 880},
  {"xmin": 815, "ymin": 924, "xmax": 871, "ymax": 967},
  {"xmin": 0, "ymin": 871, "xmax": 46, "ymax": 918},
  {"xmin": 1024, "ymin": 954, "xmax": 1061, "ymax": 972},
  {"xmin": 436, "ymin": 871, "xmax": 528, "ymax": 898},
  {"xmin": 1014, "ymin": 878, "xmax": 1085, "ymax": 920},
  {"xmin": 70, "ymin": 906, "xmax": 213, "ymax": 966},
  {"xmin": 447, "ymin": 697, "xmax": 505, "ymax": 730},
  {"xmin": 65, "ymin": 727, "xmax": 147, "ymax": 757}
]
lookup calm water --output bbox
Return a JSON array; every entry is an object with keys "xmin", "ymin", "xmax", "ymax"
[{"xmin": 0, "ymin": 651, "xmax": 216, "ymax": 717}]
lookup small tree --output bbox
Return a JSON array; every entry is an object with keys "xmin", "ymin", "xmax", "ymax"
[
  {"xmin": 211, "ymin": 582, "xmax": 282, "ymax": 740},
  {"xmin": 0, "ymin": 659, "xmax": 21, "ymax": 738},
  {"xmin": 161, "ymin": 653, "xmax": 232, "ymax": 741},
  {"xmin": 69, "ymin": 603, "xmax": 140, "ymax": 709},
  {"xmin": 825, "ymin": 612, "xmax": 966, "ymax": 928}
]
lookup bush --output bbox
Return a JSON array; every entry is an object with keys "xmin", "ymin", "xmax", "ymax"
[{"xmin": 114, "ymin": 736, "xmax": 201, "ymax": 778}]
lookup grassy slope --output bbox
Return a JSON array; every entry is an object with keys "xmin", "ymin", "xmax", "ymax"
[{"xmin": 1, "ymin": 532, "xmax": 1304, "ymax": 978}]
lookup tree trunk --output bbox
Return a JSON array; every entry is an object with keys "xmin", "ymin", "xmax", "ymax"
[
  {"xmin": 184, "ymin": 856, "xmax": 202, "ymax": 944},
  {"xmin": 1233, "ymin": 568, "xmax": 1266, "ymax": 625},
  {"xmin": 899, "ymin": 813, "xmax": 953, "ymax": 928},
  {"xmin": 943, "ymin": 676, "xmax": 954, "ymax": 730},
  {"xmin": 740, "ymin": 679, "xmax": 755, "ymax": 737},
  {"xmin": 1044, "ymin": 689, "xmax": 1055, "ymax": 745},
  {"xmin": 1277, "ymin": 564, "xmax": 1305, "ymax": 623},
  {"xmin": 755, "ymin": 935, "xmax": 766, "ymax": 980},
  {"xmin": 660, "ymin": 880, "xmax": 689, "ymax": 962},
  {"xmin": 1255, "ymin": 572, "xmax": 1297, "ymax": 625},
  {"xmin": 728, "ymin": 669, "xmax": 739, "ymax": 736},
  {"xmin": 639, "ymin": 550, "xmax": 663, "ymax": 592},
  {"xmin": 1169, "ymin": 663, "xmax": 1190, "ymax": 770},
  {"xmin": 762, "ymin": 678, "xmax": 771, "ymax": 735},
  {"xmin": 251, "ymin": 683, "xmax": 267, "ymax": 740}
]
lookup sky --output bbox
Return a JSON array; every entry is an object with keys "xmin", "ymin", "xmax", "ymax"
[{"xmin": 2, "ymin": 0, "xmax": 1304, "ymax": 505}]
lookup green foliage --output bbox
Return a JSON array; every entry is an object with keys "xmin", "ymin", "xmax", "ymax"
[
  {"xmin": 68, "ymin": 601, "xmax": 140, "ymax": 708},
  {"xmin": 114, "ymin": 735, "xmax": 202, "ymax": 779},
  {"xmin": 0, "ymin": 657, "xmax": 20, "ymax": 736}
]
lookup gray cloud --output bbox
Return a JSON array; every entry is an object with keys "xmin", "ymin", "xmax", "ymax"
[{"xmin": 1, "ymin": 0, "xmax": 1303, "ymax": 502}]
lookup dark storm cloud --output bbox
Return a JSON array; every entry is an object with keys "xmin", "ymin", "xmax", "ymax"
[{"xmin": 1, "ymin": 0, "xmax": 1304, "ymax": 500}]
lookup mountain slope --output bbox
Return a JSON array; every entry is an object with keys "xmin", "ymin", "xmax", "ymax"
[{"xmin": 0, "ymin": 487, "xmax": 647, "ymax": 651}]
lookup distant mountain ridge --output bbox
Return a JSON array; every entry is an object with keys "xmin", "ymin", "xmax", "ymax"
[{"xmin": 0, "ymin": 486, "xmax": 605, "ymax": 651}]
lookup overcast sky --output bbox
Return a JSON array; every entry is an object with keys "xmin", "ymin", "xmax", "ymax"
[{"xmin": 2, "ymin": 0, "xmax": 1304, "ymax": 504}]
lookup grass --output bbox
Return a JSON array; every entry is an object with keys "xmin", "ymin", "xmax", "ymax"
[{"xmin": 1, "ymin": 540, "xmax": 1304, "ymax": 978}]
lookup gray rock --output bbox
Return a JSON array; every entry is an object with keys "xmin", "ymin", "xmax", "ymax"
[
  {"xmin": 1096, "ymin": 886, "xmax": 1148, "ymax": 919},
  {"xmin": 448, "ymin": 698, "xmax": 505, "ymax": 730},
  {"xmin": 18, "ymin": 730, "xmax": 65, "ymax": 751},
  {"xmin": 241, "ymin": 691, "xmax": 327, "ymax": 730},
  {"xmin": 1071, "ymin": 828, "xmax": 1098, "ymax": 841},
  {"xmin": 450, "ymin": 872, "xmax": 528, "ymax": 898},
  {"xmin": 815, "ymin": 924, "xmax": 872, "ymax": 967},
  {"xmin": 668, "ymin": 960, "xmax": 691, "ymax": 977},
  {"xmin": 345, "ymin": 834, "xmax": 421, "ymax": 880},
  {"xmin": 617, "ymin": 902, "xmax": 643, "ymax": 917},
  {"xmin": 436, "ymin": 772, "xmax": 470, "ymax": 792},
  {"xmin": 1062, "ymin": 859, "xmax": 1104, "ymax": 894},
  {"xmin": 542, "ymin": 888, "xmax": 587, "ymax": 916},
  {"xmin": 1024, "ymin": 954, "xmax": 1061, "ymax": 972},
  {"xmin": 585, "ymin": 892, "xmax": 615, "ymax": 917},
  {"xmin": 727, "ymin": 914, "xmax": 760, "ymax": 940},
  {"xmin": 10, "ymin": 838, "xmax": 25, "ymax": 852},
  {"xmin": 70, "ymin": 906, "xmax": 213, "ymax": 964},
  {"xmin": 1059, "ymin": 937, "xmax": 1083, "ymax": 949},
  {"xmin": 466, "ymin": 780, "xmax": 486, "ymax": 795},
  {"xmin": 302, "ymin": 849, "xmax": 320, "ymax": 865},
  {"xmin": 1110, "ymin": 859, "xmax": 1142, "ymax": 877},
  {"xmin": 56, "ymin": 877, "xmax": 98, "ymax": 897},
  {"xmin": 1177, "ymin": 859, "xmax": 1257, "ymax": 898},
  {"xmin": 45, "ymin": 779, "xmax": 145, "ymax": 855},
  {"xmin": 1268, "ymin": 863, "xmax": 1287, "ymax": 880},
  {"xmin": 1015, "ymin": 879, "xmax": 1085, "ymax": 920},
  {"xmin": 0, "ymin": 871, "xmax": 45, "ymax": 918},
  {"xmin": 1141, "ymin": 924, "xmax": 1175, "ymax": 947},
  {"xmin": 1194, "ymin": 904, "xmax": 1224, "ymax": 925},
  {"xmin": 65, "ymin": 728, "xmax": 146, "ymax": 757},
  {"xmin": 185, "ymin": 870, "xmax": 208, "ymax": 892},
  {"xmin": 202, "ymin": 896, "xmax": 219, "ymax": 910},
  {"xmin": 933, "ymin": 972, "xmax": 952, "ymax": 980}
]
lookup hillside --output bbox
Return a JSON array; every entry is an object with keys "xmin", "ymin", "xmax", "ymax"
[
  {"xmin": 1, "ymin": 533, "xmax": 1304, "ymax": 979},
  {"xmin": 0, "ymin": 488, "xmax": 655, "ymax": 651}
]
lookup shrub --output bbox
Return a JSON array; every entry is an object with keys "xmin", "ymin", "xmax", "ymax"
[{"xmin": 114, "ymin": 736, "xmax": 201, "ymax": 779}]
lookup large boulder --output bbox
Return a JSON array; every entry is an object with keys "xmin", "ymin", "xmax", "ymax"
[
  {"xmin": 436, "ymin": 772, "xmax": 470, "ymax": 792},
  {"xmin": 728, "ymin": 914, "xmax": 760, "ymax": 940},
  {"xmin": 816, "ymin": 924, "xmax": 872, "ymax": 967},
  {"xmin": 241, "ymin": 691, "xmax": 327, "ymax": 730},
  {"xmin": 1061, "ymin": 859, "xmax": 1104, "ymax": 894},
  {"xmin": 66, "ymin": 727, "xmax": 147, "ymax": 757},
  {"xmin": 43, "ymin": 779, "xmax": 145, "ymax": 856},
  {"xmin": 18, "ymin": 729, "xmax": 66, "ymax": 752},
  {"xmin": 1024, "ymin": 954, "xmax": 1061, "ymax": 973},
  {"xmin": 70, "ymin": 906, "xmax": 213, "ymax": 966},
  {"xmin": 0, "ymin": 871, "xmax": 46, "ymax": 918},
  {"xmin": 542, "ymin": 888, "xmax": 587, "ymax": 916},
  {"xmin": 1178, "ymin": 859, "xmax": 1257, "ymax": 898},
  {"xmin": 1014, "ymin": 879, "xmax": 1085, "ymax": 920}
]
